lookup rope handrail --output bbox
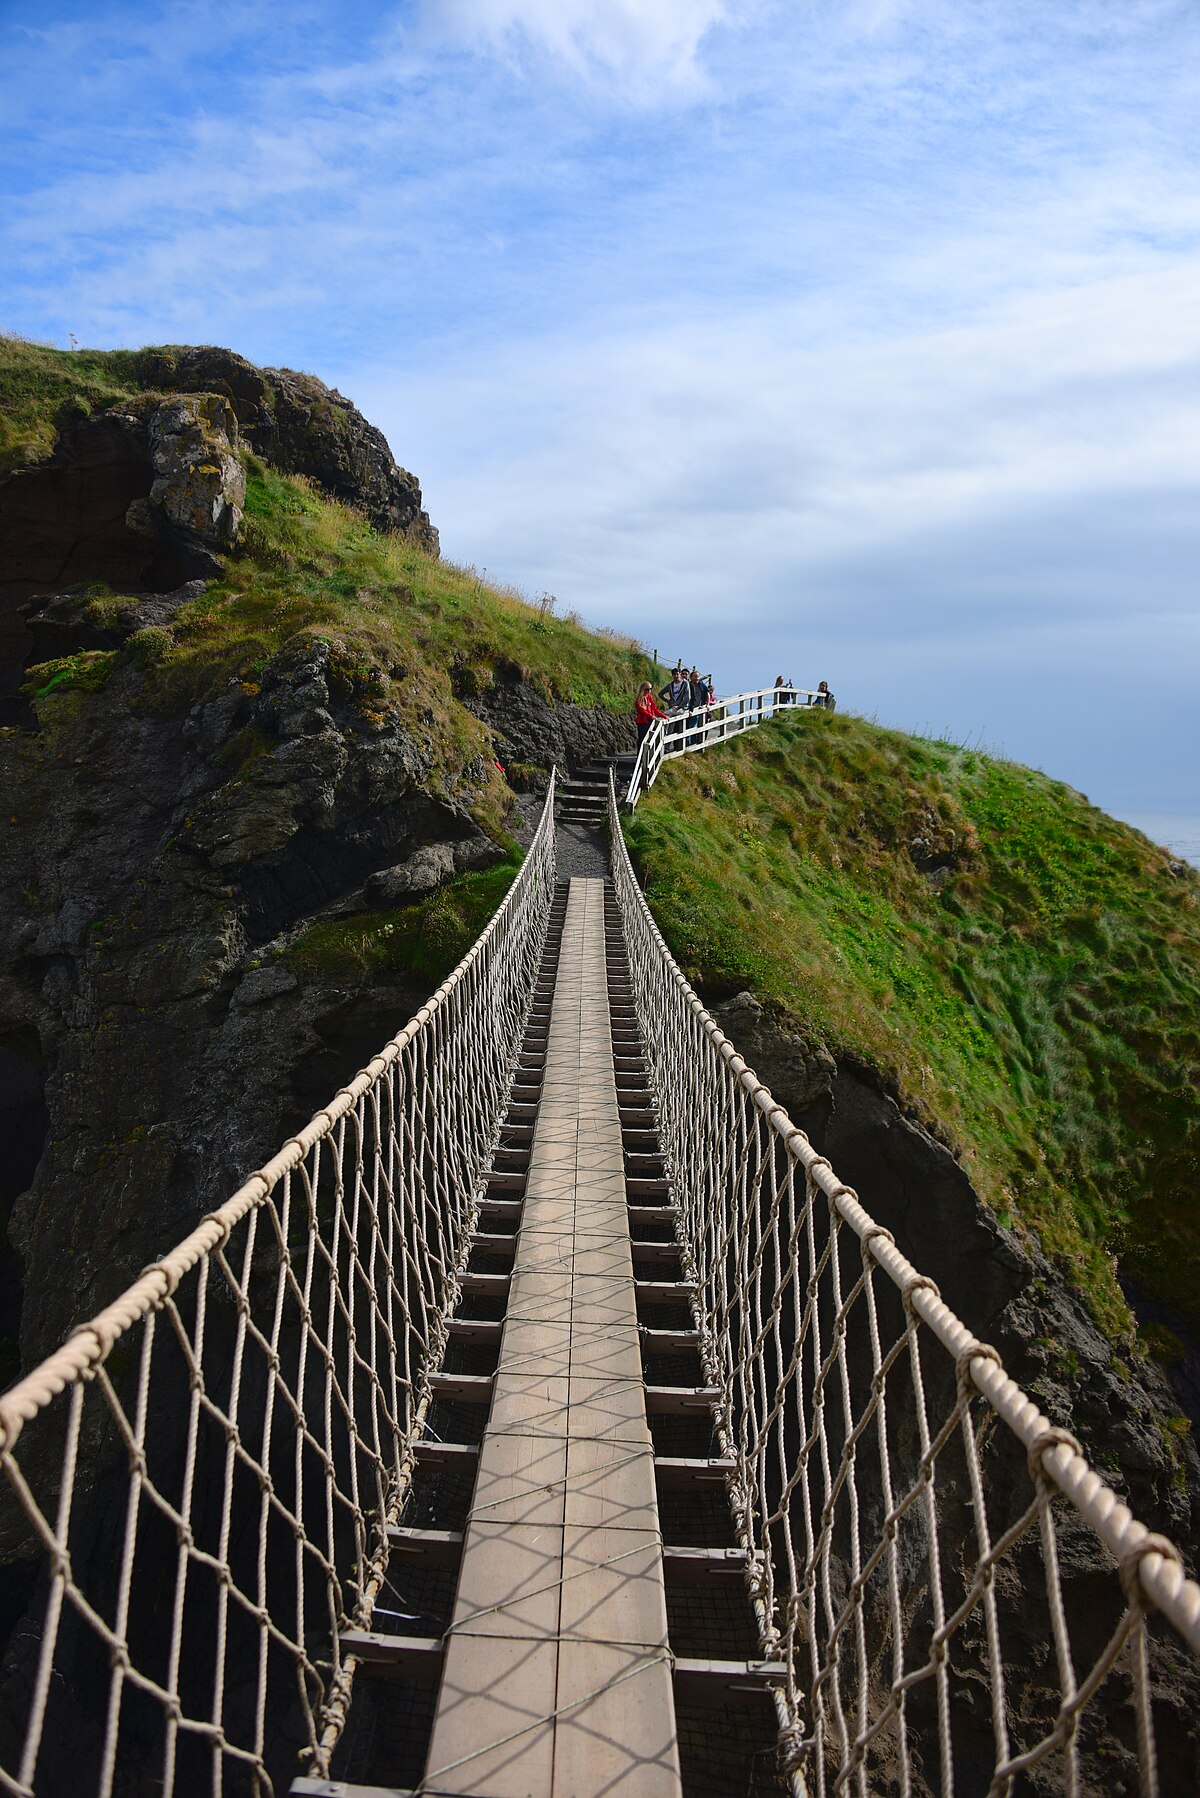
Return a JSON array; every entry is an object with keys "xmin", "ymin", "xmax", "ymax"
[
  {"xmin": 608, "ymin": 769, "xmax": 1200, "ymax": 1793},
  {"xmin": 627, "ymin": 682, "xmax": 825, "ymax": 806},
  {"xmin": 0, "ymin": 773, "xmax": 558, "ymax": 1798}
]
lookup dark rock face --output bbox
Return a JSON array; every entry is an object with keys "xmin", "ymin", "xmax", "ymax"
[
  {"xmin": 464, "ymin": 664, "xmax": 636, "ymax": 771},
  {"xmin": 0, "ymin": 639, "xmax": 497, "ymax": 1382},
  {"xmin": 1, "ymin": 398, "xmax": 246, "ymax": 723},
  {"xmin": 0, "ymin": 413, "xmax": 156, "ymax": 600},
  {"xmin": 136, "ymin": 346, "xmax": 438, "ymax": 550}
]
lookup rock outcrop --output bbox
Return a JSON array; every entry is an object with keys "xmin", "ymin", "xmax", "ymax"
[
  {"xmin": 463, "ymin": 661, "xmax": 636, "ymax": 771},
  {"xmin": 135, "ymin": 346, "xmax": 438, "ymax": 549},
  {"xmin": 0, "ymin": 344, "xmax": 437, "ymax": 722}
]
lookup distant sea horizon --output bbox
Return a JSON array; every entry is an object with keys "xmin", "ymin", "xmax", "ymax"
[{"xmin": 1108, "ymin": 810, "xmax": 1200, "ymax": 871}]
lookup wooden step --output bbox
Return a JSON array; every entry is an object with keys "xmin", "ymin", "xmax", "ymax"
[
  {"xmin": 476, "ymin": 1197, "xmax": 521, "ymax": 1222},
  {"xmin": 663, "ymin": 1545, "xmax": 749, "ymax": 1583},
  {"xmin": 293, "ymin": 1779, "xmax": 416, "ymax": 1797},
  {"xmin": 458, "ymin": 1271, "xmax": 511, "ymax": 1296},
  {"xmin": 635, "ymin": 1282, "xmax": 694, "ymax": 1308},
  {"xmin": 385, "ymin": 1526, "xmax": 465, "ymax": 1566},
  {"xmin": 644, "ymin": 1385, "xmax": 719, "ymax": 1414},
  {"xmin": 630, "ymin": 1240, "xmax": 681, "ymax": 1263},
  {"xmin": 655, "ymin": 1456, "xmax": 734, "ymax": 1489},
  {"xmin": 673, "ymin": 1659, "xmax": 785, "ymax": 1704},
  {"xmin": 445, "ymin": 1318, "xmax": 503, "ymax": 1343},
  {"xmin": 337, "ymin": 1631, "xmax": 444, "ymax": 1683},
  {"xmin": 414, "ymin": 1440, "xmax": 480, "ymax": 1472},
  {"xmin": 640, "ymin": 1326, "xmax": 699, "ymax": 1353},
  {"xmin": 429, "ymin": 1372, "xmax": 494, "ymax": 1403}
]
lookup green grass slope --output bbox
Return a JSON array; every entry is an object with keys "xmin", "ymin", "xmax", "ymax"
[
  {"xmin": 0, "ymin": 335, "xmax": 149, "ymax": 473},
  {"xmin": 623, "ymin": 710, "xmax": 1200, "ymax": 1342}
]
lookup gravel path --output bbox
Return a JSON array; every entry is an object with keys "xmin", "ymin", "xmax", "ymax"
[{"xmin": 556, "ymin": 820, "xmax": 610, "ymax": 879}]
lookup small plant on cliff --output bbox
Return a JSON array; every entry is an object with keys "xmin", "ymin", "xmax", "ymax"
[{"xmin": 24, "ymin": 651, "xmax": 118, "ymax": 699}]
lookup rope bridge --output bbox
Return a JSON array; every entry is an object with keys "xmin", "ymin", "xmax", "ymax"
[{"xmin": 0, "ymin": 729, "xmax": 1197, "ymax": 1794}]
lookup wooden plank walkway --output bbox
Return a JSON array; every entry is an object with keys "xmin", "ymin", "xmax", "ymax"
[{"xmin": 423, "ymin": 878, "xmax": 682, "ymax": 1796}]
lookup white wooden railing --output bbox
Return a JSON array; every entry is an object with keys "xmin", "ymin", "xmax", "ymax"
[{"xmin": 626, "ymin": 685, "xmax": 828, "ymax": 807}]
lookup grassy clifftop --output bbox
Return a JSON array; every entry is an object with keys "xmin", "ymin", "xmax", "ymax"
[{"xmin": 623, "ymin": 710, "xmax": 1200, "ymax": 1342}]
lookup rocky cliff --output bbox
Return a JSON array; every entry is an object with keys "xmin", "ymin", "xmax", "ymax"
[
  {"xmin": 0, "ymin": 336, "xmax": 644, "ymax": 1386},
  {"xmin": 0, "ymin": 343, "xmax": 437, "ymax": 724}
]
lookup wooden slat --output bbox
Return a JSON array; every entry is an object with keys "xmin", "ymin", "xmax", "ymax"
[
  {"xmin": 673, "ymin": 1658, "xmax": 785, "ymax": 1704},
  {"xmin": 635, "ymin": 1279, "xmax": 695, "ymax": 1304},
  {"xmin": 445, "ymin": 1317, "xmax": 503, "ymax": 1343},
  {"xmin": 385, "ymin": 1526, "xmax": 465, "ymax": 1565},
  {"xmin": 630, "ymin": 1240, "xmax": 681, "ymax": 1263},
  {"xmin": 663, "ymin": 1545, "xmax": 749, "ymax": 1583},
  {"xmin": 339, "ymin": 1631, "xmax": 444, "ymax": 1682},
  {"xmin": 429, "ymin": 1371, "xmax": 494, "ymax": 1403},
  {"xmin": 413, "ymin": 1439, "xmax": 480, "ymax": 1472},
  {"xmin": 458, "ymin": 1271, "xmax": 511, "ymax": 1295},
  {"xmin": 292, "ymin": 1779, "xmax": 416, "ymax": 1797},
  {"xmin": 475, "ymin": 1198, "xmax": 521, "ymax": 1221},
  {"xmin": 640, "ymin": 1326, "xmax": 699, "ymax": 1353},
  {"xmin": 654, "ymin": 1456, "xmax": 734, "ymax": 1489},
  {"xmin": 644, "ymin": 1385, "xmax": 718, "ymax": 1414},
  {"xmin": 628, "ymin": 1205, "xmax": 679, "ymax": 1227}
]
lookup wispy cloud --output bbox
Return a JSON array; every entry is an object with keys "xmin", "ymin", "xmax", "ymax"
[
  {"xmin": 1, "ymin": 0, "xmax": 1198, "ymax": 804},
  {"xmin": 418, "ymin": 0, "xmax": 734, "ymax": 98}
]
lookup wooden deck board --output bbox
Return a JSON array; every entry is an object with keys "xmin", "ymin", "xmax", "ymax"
[{"xmin": 423, "ymin": 878, "xmax": 682, "ymax": 1796}]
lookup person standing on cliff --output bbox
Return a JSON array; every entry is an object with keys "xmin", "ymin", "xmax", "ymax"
[
  {"xmin": 659, "ymin": 667, "xmax": 692, "ymax": 713},
  {"xmin": 635, "ymin": 681, "xmax": 667, "ymax": 746}
]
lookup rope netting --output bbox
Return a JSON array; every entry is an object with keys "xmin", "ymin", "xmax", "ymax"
[
  {"xmin": 609, "ymin": 774, "xmax": 1200, "ymax": 1797},
  {"xmin": 0, "ymin": 775, "xmax": 557, "ymax": 1798}
]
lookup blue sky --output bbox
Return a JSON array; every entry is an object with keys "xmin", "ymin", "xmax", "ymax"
[{"xmin": 3, "ymin": 0, "xmax": 1198, "ymax": 809}]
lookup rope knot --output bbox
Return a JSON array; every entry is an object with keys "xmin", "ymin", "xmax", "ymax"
[
  {"xmin": 901, "ymin": 1272, "xmax": 940, "ymax": 1316},
  {"xmin": 955, "ymin": 1341, "xmax": 1003, "ymax": 1399},
  {"xmin": 1119, "ymin": 1532, "xmax": 1182, "ymax": 1606},
  {"xmin": 859, "ymin": 1225, "xmax": 895, "ymax": 1263},
  {"xmin": 1026, "ymin": 1424, "xmax": 1083, "ymax": 1488},
  {"xmin": 67, "ymin": 1321, "xmax": 112, "ymax": 1370},
  {"xmin": 199, "ymin": 1209, "xmax": 234, "ymax": 1249}
]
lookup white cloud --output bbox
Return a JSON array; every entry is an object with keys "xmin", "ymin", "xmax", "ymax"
[{"xmin": 420, "ymin": 0, "xmax": 733, "ymax": 96}]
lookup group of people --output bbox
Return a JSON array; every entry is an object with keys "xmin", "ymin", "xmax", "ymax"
[
  {"xmin": 634, "ymin": 664, "xmax": 715, "ymax": 745},
  {"xmin": 774, "ymin": 674, "xmax": 836, "ymax": 710},
  {"xmin": 633, "ymin": 666, "xmax": 838, "ymax": 750}
]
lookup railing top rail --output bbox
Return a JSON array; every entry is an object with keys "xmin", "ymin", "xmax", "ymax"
[{"xmin": 0, "ymin": 769, "xmax": 557, "ymax": 1456}]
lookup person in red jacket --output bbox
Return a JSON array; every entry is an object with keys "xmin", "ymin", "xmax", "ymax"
[{"xmin": 634, "ymin": 680, "xmax": 667, "ymax": 745}]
